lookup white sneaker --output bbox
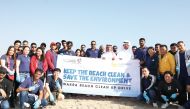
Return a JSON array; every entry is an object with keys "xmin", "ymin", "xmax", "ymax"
[
  {"xmin": 24, "ymin": 102, "xmax": 30, "ymax": 108},
  {"xmin": 161, "ymin": 102, "xmax": 169, "ymax": 108},
  {"xmin": 146, "ymin": 100, "xmax": 150, "ymax": 104},
  {"xmin": 153, "ymin": 102, "xmax": 158, "ymax": 108},
  {"xmin": 170, "ymin": 101, "xmax": 179, "ymax": 105},
  {"xmin": 41, "ymin": 105, "xmax": 47, "ymax": 109},
  {"xmin": 62, "ymin": 94, "xmax": 65, "ymax": 99}
]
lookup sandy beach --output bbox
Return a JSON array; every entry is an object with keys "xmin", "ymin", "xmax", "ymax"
[{"xmin": 41, "ymin": 94, "xmax": 178, "ymax": 109}]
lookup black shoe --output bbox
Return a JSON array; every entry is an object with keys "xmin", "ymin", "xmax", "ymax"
[
  {"xmin": 10, "ymin": 102, "xmax": 15, "ymax": 108},
  {"xmin": 50, "ymin": 101, "xmax": 56, "ymax": 106}
]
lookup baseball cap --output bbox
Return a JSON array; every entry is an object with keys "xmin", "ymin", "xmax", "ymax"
[{"xmin": 50, "ymin": 42, "xmax": 56, "ymax": 46}]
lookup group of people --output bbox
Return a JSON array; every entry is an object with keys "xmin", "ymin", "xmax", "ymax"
[
  {"xmin": 136, "ymin": 39, "xmax": 190, "ymax": 109},
  {"xmin": 0, "ymin": 38, "xmax": 189, "ymax": 109}
]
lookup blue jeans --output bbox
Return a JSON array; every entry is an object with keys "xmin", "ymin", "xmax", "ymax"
[
  {"xmin": 137, "ymin": 89, "xmax": 157, "ymax": 103},
  {"xmin": 19, "ymin": 72, "xmax": 30, "ymax": 83},
  {"xmin": 19, "ymin": 91, "xmax": 48, "ymax": 109},
  {"xmin": 0, "ymin": 100, "xmax": 10, "ymax": 109},
  {"xmin": 160, "ymin": 94, "xmax": 178, "ymax": 103}
]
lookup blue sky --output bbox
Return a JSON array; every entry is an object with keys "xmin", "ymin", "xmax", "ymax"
[{"xmin": 0, "ymin": 0, "xmax": 190, "ymax": 55}]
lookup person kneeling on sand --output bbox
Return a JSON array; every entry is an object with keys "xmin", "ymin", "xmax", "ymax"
[
  {"xmin": 139, "ymin": 67, "xmax": 158, "ymax": 108},
  {"xmin": 16, "ymin": 68, "xmax": 48, "ymax": 109},
  {"xmin": 44, "ymin": 68, "xmax": 64, "ymax": 105},
  {"xmin": 158, "ymin": 71, "xmax": 181, "ymax": 109}
]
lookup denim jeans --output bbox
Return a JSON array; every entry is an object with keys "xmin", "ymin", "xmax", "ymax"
[
  {"xmin": 19, "ymin": 91, "xmax": 48, "ymax": 109},
  {"xmin": 137, "ymin": 89, "xmax": 157, "ymax": 103},
  {"xmin": 0, "ymin": 100, "xmax": 10, "ymax": 109},
  {"xmin": 19, "ymin": 72, "xmax": 30, "ymax": 83},
  {"xmin": 160, "ymin": 94, "xmax": 178, "ymax": 103}
]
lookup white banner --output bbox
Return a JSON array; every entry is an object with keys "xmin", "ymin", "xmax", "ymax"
[{"xmin": 56, "ymin": 55, "xmax": 140, "ymax": 97}]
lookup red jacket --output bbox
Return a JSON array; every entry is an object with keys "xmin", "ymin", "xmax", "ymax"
[
  {"xmin": 30, "ymin": 55, "xmax": 48, "ymax": 75},
  {"xmin": 45, "ymin": 50, "xmax": 56, "ymax": 70}
]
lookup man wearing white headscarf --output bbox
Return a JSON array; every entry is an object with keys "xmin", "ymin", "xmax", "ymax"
[
  {"xmin": 101, "ymin": 44, "xmax": 116, "ymax": 60},
  {"xmin": 117, "ymin": 40, "xmax": 134, "ymax": 62}
]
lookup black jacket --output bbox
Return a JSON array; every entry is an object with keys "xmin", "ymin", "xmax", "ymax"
[
  {"xmin": 0, "ymin": 78, "xmax": 13, "ymax": 99},
  {"xmin": 158, "ymin": 79, "xmax": 182, "ymax": 97}
]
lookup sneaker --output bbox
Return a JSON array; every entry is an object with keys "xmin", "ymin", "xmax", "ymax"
[
  {"xmin": 24, "ymin": 102, "xmax": 30, "ymax": 108},
  {"xmin": 41, "ymin": 106, "xmax": 47, "ymax": 109},
  {"xmin": 17, "ymin": 93, "xmax": 20, "ymax": 97},
  {"xmin": 62, "ymin": 94, "xmax": 65, "ymax": 99},
  {"xmin": 153, "ymin": 102, "xmax": 158, "ymax": 108},
  {"xmin": 170, "ymin": 101, "xmax": 179, "ymax": 105},
  {"xmin": 161, "ymin": 102, "xmax": 169, "ymax": 109},
  {"xmin": 146, "ymin": 100, "xmax": 150, "ymax": 104},
  {"xmin": 50, "ymin": 101, "xmax": 56, "ymax": 106}
]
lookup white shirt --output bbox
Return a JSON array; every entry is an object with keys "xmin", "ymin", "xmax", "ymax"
[
  {"xmin": 101, "ymin": 52, "xmax": 116, "ymax": 60},
  {"xmin": 117, "ymin": 49, "xmax": 134, "ymax": 62}
]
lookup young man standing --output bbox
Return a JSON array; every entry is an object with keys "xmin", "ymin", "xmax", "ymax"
[
  {"xmin": 134, "ymin": 38, "xmax": 148, "ymax": 66},
  {"xmin": 155, "ymin": 43, "xmax": 161, "ymax": 55},
  {"xmin": 80, "ymin": 44, "xmax": 86, "ymax": 52},
  {"xmin": 46, "ymin": 42, "xmax": 58, "ymax": 76},
  {"xmin": 14, "ymin": 40, "xmax": 22, "ymax": 53},
  {"xmin": 175, "ymin": 41, "xmax": 190, "ymax": 105},
  {"xmin": 63, "ymin": 41, "xmax": 75, "ymax": 56},
  {"xmin": 22, "ymin": 40, "xmax": 29, "ymax": 47},
  {"xmin": 29, "ymin": 43, "xmax": 37, "ymax": 57},
  {"xmin": 159, "ymin": 45, "xmax": 176, "ymax": 79},
  {"xmin": 56, "ymin": 42, "xmax": 61, "ymax": 52},
  {"xmin": 132, "ymin": 46, "xmax": 137, "ymax": 56},
  {"xmin": 58, "ymin": 40, "xmax": 67, "ymax": 54},
  {"xmin": 169, "ymin": 43, "xmax": 178, "ymax": 56},
  {"xmin": 175, "ymin": 41, "xmax": 190, "ymax": 89},
  {"xmin": 86, "ymin": 40, "xmax": 99, "ymax": 58},
  {"xmin": 40, "ymin": 42, "xmax": 47, "ymax": 52}
]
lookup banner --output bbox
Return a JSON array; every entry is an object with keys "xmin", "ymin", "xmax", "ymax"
[{"xmin": 56, "ymin": 55, "xmax": 140, "ymax": 97}]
